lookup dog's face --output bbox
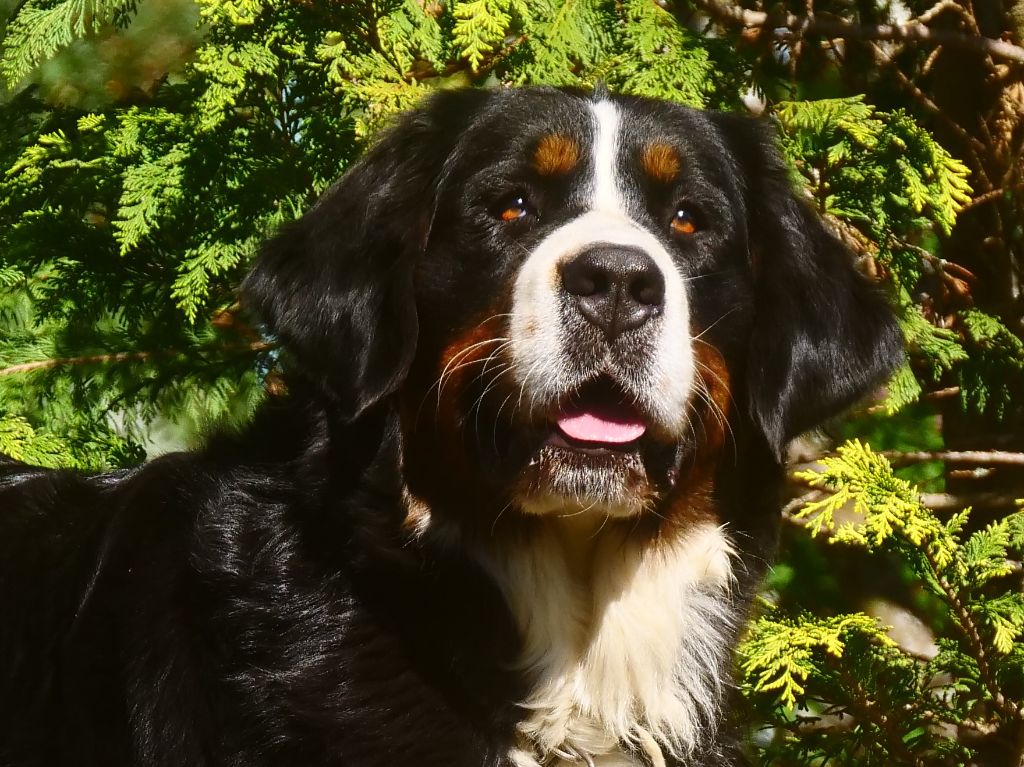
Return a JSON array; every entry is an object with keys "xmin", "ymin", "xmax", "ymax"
[
  {"xmin": 245, "ymin": 87, "xmax": 901, "ymax": 523},
  {"xmin": 408, "ymin": 92, "xmax": 755, "ymax": 519}
]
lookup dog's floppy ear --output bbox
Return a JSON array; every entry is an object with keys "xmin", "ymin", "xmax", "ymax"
[
  {"xmin": 243, "ymin": 89, "xmax": 491, "ymax": 421},
  {"xmin": 719, "ymin": 115, "xmax": 903, "ymax": 460}
]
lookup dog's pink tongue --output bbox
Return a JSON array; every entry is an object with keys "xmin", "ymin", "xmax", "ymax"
[{"xmin": 557, "ymin": 403, "xmax": 646, "ymax": 444}]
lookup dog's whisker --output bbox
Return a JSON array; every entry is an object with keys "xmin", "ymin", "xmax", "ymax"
[
  {"xmin": 493, "ymin": 391, "xmax": 517, "ymax": 453},
  {"xmin": 414, "ymin": 336, "xmax": 511, "ymax": 422},
  {"xmin": 435, "ymin": 338, "xmax": 512, "ymax": 398},
  {"xmin": 489, "ymin": 499, "xmax": 514, "ymax": 537},
  {"xmin": 469, "ymin": 364, "xmax": 513, "ymax": 438},
  {"xmin": 691, "ymin": 308, "xmax": 739, "ymax": 342},
  {"xmin": 424, "ymin": 339, "xmax": 514, "ymax": 424}
]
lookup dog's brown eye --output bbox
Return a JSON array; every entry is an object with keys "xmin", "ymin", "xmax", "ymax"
[
  {"xmin": 497, "ymin": 196, "xmax": 532, "ymax": 222},
  {"xmin": 670, "ymin": 207, "xmax": 699, "ymax": 235}
]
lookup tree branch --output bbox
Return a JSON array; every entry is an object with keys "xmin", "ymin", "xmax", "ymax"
[
  {"xmin": 914, "ymin": 1, "xmax": 969, "ymax": 27},
  {"xmin": 692, "ymin": 0, "xmax": 1024, "ymax": 64},
  {"xmin": 867, "ymin": 40, "xmax": 987, "ymax": 155},
  {"xmin": 865, "ymin": 385, "xmax": 961, "ymax": 414},
  {"xmin": 881, "ymin": 450, "xmax": 1024, "ymax": 467},
  {"xmin": 828, "ymin": 655, "xmax": 927, "ymax": 766},
  {"xmin": 0, "ymin": 341, "xmax": 274, "ymax": 377},
  {"xmin": 917, "ymin": 492, "xmax": 1024, "ymax": 511},
  {"xmin": 960, "ymin": 184, "xmax": 1024, "ymax": 213},
  {"xmin": 788, "ymin": 449, "xmax": 1024, "ymax": 479},
  {"xmin": 921, "ymin": 545, "xmax": 1023, "ymax": 723}
]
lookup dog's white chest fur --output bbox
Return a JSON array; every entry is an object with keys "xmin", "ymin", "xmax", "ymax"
[{"xmin": 483, "ymin": 519, "xmax": 736, "ymax": 767}]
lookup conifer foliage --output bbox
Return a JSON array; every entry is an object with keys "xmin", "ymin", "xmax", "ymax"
[
  {"xmin": 1, "ymin": 1, "xmax": 1022, "ymax": 763},
  {"xmin": 744, "ymin": 443, "xmax": 1023, "ymax": 764}
]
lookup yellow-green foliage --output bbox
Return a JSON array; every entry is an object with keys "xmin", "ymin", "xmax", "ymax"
[
  {"xmin": 742, "ymin": 441, "xmax": 1023, "ymax": 763},
  {"xmin": 796, "ymin": 443, "xmax": 1024, "ymax": 647},
  {"xmin": 795, "ymin": 440, "xmax": 957, "ymax": 568},
  {"xmin": 742, "ymin": 612, "xmax": 893, "ymax": 708},
  {"xmin": 0, "ymin": 414, "xmax": 78, "ymax": 468}
]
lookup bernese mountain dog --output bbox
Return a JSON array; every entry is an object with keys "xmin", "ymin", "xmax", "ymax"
[{"xmin": 0, "ymin": 86, "xmax": 902, "ymax": 767}]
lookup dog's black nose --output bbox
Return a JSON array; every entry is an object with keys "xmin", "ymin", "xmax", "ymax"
[{"xmin": 560, "ymin": 245, "xmax": 665, "ymax": 341}]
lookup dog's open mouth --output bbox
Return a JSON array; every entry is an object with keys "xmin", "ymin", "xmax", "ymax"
[
  {"xmin": 511, "ymin": 376, "xmax": 681, "ymax": 516},
  {"xmin": 547, "ymin": 377, "xmax": 647, "ymax": 454}
]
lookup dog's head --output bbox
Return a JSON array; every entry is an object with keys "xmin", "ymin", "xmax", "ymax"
[{"xmin": 245, "ymin": 87, "xmax": 901, "ymax": 521}]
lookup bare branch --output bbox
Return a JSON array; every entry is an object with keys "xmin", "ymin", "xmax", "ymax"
[
  {"xmin": 865, "ymin": 386, "xmax": 961, "ymax": 414},
  {"xmin": 913, "ymin": 1, "xmax": 968, "ymax": 26},
  {"xmin": 917, "ymin": 492, "xmax": 1024, "ymax": 511},
  {"xmin": 868, "ymin": 41, "xmax": 987, "ymax": 155},
  {"xmin": 960, "ymin": 183, "xmax": 1024, "ymax": 213},
  {"xmin": 925, "ymin": 385, "xmax": 962, "ymax": 400},
  {"xmin": 881, "ymin": 450, "xmax": 1024, "ymax": 467},
  {"xmin": 692, "ymin": 0, "xmax": 1024, "ymax": 64}
]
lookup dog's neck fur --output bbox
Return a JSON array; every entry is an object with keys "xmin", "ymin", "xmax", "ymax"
[{"xmin": 408, "ymin": 498, "xmax": 737, "ymax": 767}]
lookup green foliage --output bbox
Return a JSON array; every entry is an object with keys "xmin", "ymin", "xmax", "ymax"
[
  {"xmin": 0, "ymin": 412, "xmax": 143, "ymax": 470},
  {"xmin": 742, "ymin": 442, "xmax": 1023, "ymax": 764},
  {"xmin": 0, "ymin": 0, "xmax": 135, "ymax": 87},
  {"xmin": 513, "ymin": 0, "xmax": 613, "ymax": 86},
  {"xmin": 795, "ymin": 441, "xmax": 955, "ymax": 563},
  {"xmin": 0, "ymin": 413, "xmax": 80, "ymax": 468},
  {"xmin": 774, "ymin": 97, "xmax": 972, "ymax": 239},
  {"xmin": 958, "ymin": 309, "xmax": 1024, "ymax": 419},
  {"xmin": 453, "ymin": 0, "xmax": 515, "ymax": 71},
  {"xmin": 613, "ymin": 0, "xmax": 716, "ymax": 106}
]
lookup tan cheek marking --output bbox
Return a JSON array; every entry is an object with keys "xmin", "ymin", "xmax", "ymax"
[
  {"xmin": 399, "ymin": 309, "xmax": 511, "ymax": 509},
  {"xmin": 533, "ymin": 134, "xmax": 580, "ymax": 176},
  {"xmin": 691, "ymin": 337, "xmax": 733, "ymax": 455},
  {"xmin": 433, "ymin": 311, "xmax": 516, "ymax": 429},
  {"xmin": 642, "ymin": 142, "xmax": 681, "ymax": 184},
  {"xmin": 401, "ymin": 488, "xmax": 433, "ymax": 536},
  {"xmin": 656, "ymin": 338, "xmax": 734, "ymax": 535}
]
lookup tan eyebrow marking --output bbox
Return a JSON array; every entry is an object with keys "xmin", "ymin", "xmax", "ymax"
[
  {"xmin": 533, "ymin": 134, "xmax": 580, "ymax": 176},
  {"xmin": 642, "ymin": 142, "xmax": 681, "ymax": 184}
]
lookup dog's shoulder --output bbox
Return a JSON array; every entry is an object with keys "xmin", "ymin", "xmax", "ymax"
[{"xmin": 0, "ymin": 405, "xmax": 522, "ymax": 766}]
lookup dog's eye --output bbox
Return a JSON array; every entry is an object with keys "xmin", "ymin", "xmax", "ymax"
[
  {"xmin": 670, "ymin": 207, "xmax": 700, "ymax": 236},
  {"xmin": 496, "ymin": 195, "xmax": 534, "ymax": 223}
]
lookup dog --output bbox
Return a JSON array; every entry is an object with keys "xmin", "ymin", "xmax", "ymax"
[{"xmin": 0, "ymin": 86, "xmax": 901, "ymax": 767}]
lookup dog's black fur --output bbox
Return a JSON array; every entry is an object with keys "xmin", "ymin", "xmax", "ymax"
[{"xmin": 0, "ymin": 87, "xmax": 901, "ymax": 766}]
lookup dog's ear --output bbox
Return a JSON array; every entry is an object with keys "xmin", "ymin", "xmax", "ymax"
[
  {"xmin": 718, "ymin": 115, "xmax": 903, "ymax": 460},
  {"xmin": 243, "ymin": 89, "xmax": 491, "ymax": 421}
]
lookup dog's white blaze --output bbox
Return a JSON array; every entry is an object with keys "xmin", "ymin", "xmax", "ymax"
[
  {"xmin": 503, "ymin": 96, "xmax": 719, "ymax": 763},
  {"xmin": 494, "ymin": 520, "xmax": 736, "ymax": 766},
  {"xmin": 509, "ymin": 97, "xmax": 694, "ymax": 441},
  {"xmin": 590, "ymin": 99, "xmax": 623, "ymax": 214}
]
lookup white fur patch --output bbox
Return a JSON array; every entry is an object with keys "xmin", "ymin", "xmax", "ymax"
[
  {"xmin": 482, "ymin": 519, "xmax": 736, "ymax": 766},
  {"xmin": 509, "ymin": 211, "xmax": 693, "ymax": 438},
  {"xmin": 508, "ymin": 97, "xmax": 694, "ymax": 440},
  {"xmin": 590, "ymin": 99, "xmax": 623, "ymax": 213}
]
